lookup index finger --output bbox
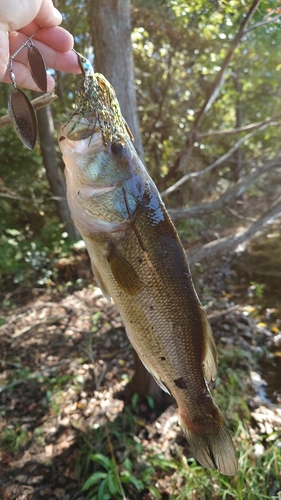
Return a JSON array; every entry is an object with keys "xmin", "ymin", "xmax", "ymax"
[
  {"xmin": 18, "ymin": 24, "xmax": 74, "ymax": 53},
  {"xmin": 32, "ymin": 0, "xmax": 62, "ymax": 27}
]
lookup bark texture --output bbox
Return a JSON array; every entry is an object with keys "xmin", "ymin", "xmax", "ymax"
[
  {"xmin": 36, "ymin": 104, "xmax": 79, "ymax": 241},
  {"xmin": 88, "ymin": 1, "xmax": 171, "ymax": 402},
  {"xmin": 89, "ymin": 0, "xmax": 145, "ymax": 161}
]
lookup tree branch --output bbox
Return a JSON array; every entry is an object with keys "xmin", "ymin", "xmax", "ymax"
[
  {"xmin": 160, "ymin": 0, "xmax": 262, "ymax": 183},
  {"xmin": 0, "ymin": 192, "xmax": 31, "ymax": 202},
  {"xmin": 192, "ymin": 0, "xmax": 262, "ymax": 129},
  {"xmin": 243, "ymin": 11, "xmax": 281, "ymax": 36},
  {"xmin": 226, "ymin": 206, "xmax": 256, "ymax": 222},
  {"xmin": 168, "ymin": 156, "xmax": 280, "ymax": 221},
  {"xmin": 0, "ymin": 93, "xmax": 57, "ymax": 129},
  {"xmin": 197, "ymin": 114, "xmax": 281, "ymax": 140},
  {"xmin": 187, "ymin": 195, "xmax": 281, "ymax": 264},
  {"xmin": 0, "ymin": 191, "xmax": 66, "ymax": 203},
  {"xmin": 161, "ymin": 121, "xmax": 272, "ymax": 198}
]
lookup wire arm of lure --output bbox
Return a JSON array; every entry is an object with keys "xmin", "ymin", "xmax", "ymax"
[
  {"xmin": 7, "ymin": 60, "xmax": 17, "ymax": 88},
  {"xmin": 6, "ymin": 26, "xmax": 48, "ymax": 150},
  {"xmin": 8, "ymin": 26, "xmax": 42, "ymax": 62},
  {"xmin": 7, "ymin": 26, "xmax": 46, "ymax": 91}
]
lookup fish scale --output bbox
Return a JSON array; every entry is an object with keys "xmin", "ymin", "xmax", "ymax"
[{"xmin": 58, "ymin": 51, "xmax": 238, "ymax": 476}]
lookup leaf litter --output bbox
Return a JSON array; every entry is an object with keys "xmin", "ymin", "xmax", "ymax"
[{"xmin": 0, "ymin": 271, "xmax": 280, "ymax": 499}]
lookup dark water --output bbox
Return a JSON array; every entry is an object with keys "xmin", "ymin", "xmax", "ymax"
[
  {"xmin": 230, "ymin": 227, "xmax": 281, "ymax": 403},
  {"xmin": 259, "ymin": 351, "xmax": 281, "ymax": 404}
]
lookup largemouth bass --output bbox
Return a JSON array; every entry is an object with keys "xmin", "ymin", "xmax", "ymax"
[{"xmin": 58, "ymin": 52, "xmax": 238, "ymax": 476}]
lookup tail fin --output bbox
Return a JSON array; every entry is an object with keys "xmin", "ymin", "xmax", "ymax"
[{"xmin": 179, "ymin": 412, "xmax": 238, "ymax": 476}]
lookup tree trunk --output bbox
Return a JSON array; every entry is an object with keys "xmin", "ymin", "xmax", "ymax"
[
  {"xmin": 233, "ymin": 73, "xmax": 243, "ymax": 183},
  {"xmin": 89, "ymin": 0, "xmax": 145, "ymax": 162},
  {"xmin": 36, "ymin": 103, "xmax": 79, "ymax": 241},
  {"xmin": 88, "ymin": 0, "xmax": 168, "ymax": 403}
]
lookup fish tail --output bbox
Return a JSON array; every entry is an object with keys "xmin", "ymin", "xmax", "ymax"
[{"xmin": 179, "ymin": 408, "xmax": 238, "ymax": 476}]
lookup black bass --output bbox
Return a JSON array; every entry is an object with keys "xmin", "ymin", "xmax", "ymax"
[{"xmin": 58, "ymin": 52, "xmax": 237, "ymax": 476}]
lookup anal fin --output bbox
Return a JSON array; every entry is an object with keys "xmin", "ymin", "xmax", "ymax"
[
  {"xmin": 140, "ymin": 359, "xmax": 171, "ymax": 395},
  {"xmin": 202, "ymin": 315, "xmax": 218, "ymax": 383}
]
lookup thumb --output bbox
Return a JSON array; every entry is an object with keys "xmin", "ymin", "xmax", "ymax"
[
  {"xmin": 34, "ymin": 0, "xmax": 62, "ymax": 27},
  {"xmin": 0, "ymin": 29, "xmax": 9, "ymax": 82}
]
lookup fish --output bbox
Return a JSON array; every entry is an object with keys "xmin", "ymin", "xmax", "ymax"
[{"xmin": 58, "ymin": 52, "xmax": 238, "ymax": 476}]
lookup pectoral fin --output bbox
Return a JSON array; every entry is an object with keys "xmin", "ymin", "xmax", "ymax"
[
  {"xmin": 107, "ymin": 241, "xmax": 144, "ymax": 295},
  {"xmin": 91, "ymin": 262, "xmax": 111, "ymax": 301}
]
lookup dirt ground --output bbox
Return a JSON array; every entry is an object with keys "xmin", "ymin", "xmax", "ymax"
[{"xmin": 0, "ymin": 270, "xmax": 280, "ymax": 499}]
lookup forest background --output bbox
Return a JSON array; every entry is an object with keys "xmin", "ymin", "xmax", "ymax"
[{"xmin": 0, "ymin": 1, "xmax": 281, "ymax": 499}]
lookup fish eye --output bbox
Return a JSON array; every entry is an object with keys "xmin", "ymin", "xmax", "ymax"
[{"xmin": 111, "ymin": 142, "xmax": 126, "ymax": 156}]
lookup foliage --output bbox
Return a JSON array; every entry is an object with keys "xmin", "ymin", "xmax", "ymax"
[
  {"xmin": 79, "ymin": 406, "xmax": 178, "ymax": 499},
  {"xmin": 1, "ymin": 271, "xmax": 281, "ymax": 498},
  {"xmin": 131, "ymin": 0, "xmax": 281, "ymax": 209},
  {"xmin": 77, "ymin": 345, "xmax": 281, "ymax": 500},
  {"xmin": 0, "ymin": 422, "xmax": 30, "ymax": 455},
  {"xmin": 1, "ymin": 0, "xmax": 281, "ymax": 289},
  {"xmin": 0, "ymin": 220, "xmax": 74, "ymax": 294},
  {"xmin": 81, "ymin": 452, "xmax": 162, "ymax": 499},
  {"xmin": 1, "ymin": 4, "xmax": 281, "ymax": 498}
]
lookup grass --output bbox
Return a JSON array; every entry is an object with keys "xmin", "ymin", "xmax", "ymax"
[
  {"xmin": 0, "ymin": 422, "xmax": 30, "ymax": 455},
  {"xmin": 172, "ymin": 432, "xmax": 281, "ymax": 500},
  {"xmin": 76, "ymin": 343, "xmax": 281, "ymax": 500},
  {"xmin": 1, "ymin": 290, "xmax": 280, "ymax": 498}
]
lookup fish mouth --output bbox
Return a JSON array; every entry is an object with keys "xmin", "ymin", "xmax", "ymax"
[{"xmin": 58, "ymin": 115, "xmax": 104, "ymax": 155}]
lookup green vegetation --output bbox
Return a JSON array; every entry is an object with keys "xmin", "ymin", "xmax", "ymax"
[
  {"xmin": 1, "ymin": 0, "xmax": 281, "ymax": 296},
  {"xmin": 1, "ymin": 333, "xmax": 280, "ymax": 498},
  {"xmin": 0, "ymin": 221, "xmax": 73, "ymax": 291},
  {"xmin": 0, "ymin": 422, "xmax": 30, "ymax": 455},
  {"xmin": 81, "ymin": 452, "xmax": 167, "ymax": 499},
  {"xmin": 75, "ymin": 342, "xmax": 281, "ymax": 499},
  {"xmin": 1, "ymin": 1, "xmax": 281, "ymax": 498}
]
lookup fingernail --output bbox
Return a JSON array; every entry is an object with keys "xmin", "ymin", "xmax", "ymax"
[
  {"xmin": 68, "ymin": 33, "xmax": 74, "ymax": 49},
  {"xmin": 53, "ymin": 7, "xmax": 62, "ymax": 24},
  {"xmin": 47, "ymin": 75, "xmax": 55, "ymax": 92}
]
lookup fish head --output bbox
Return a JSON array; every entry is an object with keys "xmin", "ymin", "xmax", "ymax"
[
  {"xmin": 58, "ymin": 114, "xmax": 147, "ymax": 236},
  {"xmin": 58, "ymin": 114, "xmax": 135, "ymax": 186}
]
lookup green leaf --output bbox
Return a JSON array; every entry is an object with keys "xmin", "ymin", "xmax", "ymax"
[
  {"xmin": 108, "ymin": 471, "xmax": 119, "ymax": 495},
  {"xmin": 75, "ymin": 374, "xmax": 85, "ymax": 384},
  {"xmin": 120, "ymin": 470, "xmax": 143, "ymax": 490},
  {"xmin": 90, "ymin": 453, "xmax": 112, "ymax": 470},
  {"xmin": 98, "ymin": 479, "xmax": 110, "ymax": 500},
  {"xmin": 122, "ymin": 457, "xmax": 133, "ymax": 472},
  {"xmin": 6, "ymin": 228, "xmax": 21, "ymax": 236},
  {"xmin": 131, "ymin": 393, "xmax": 139, "ymax": 410},
  {"xmin": 146, "ymin": 395, "xmax": 155, "ymax": 409},
  {"xmin": 82, "ymin": 472, "xmax": 107, "ymax": 491},
  {"xmin": 150, "ymin": 454, "xmax": 177, "ymax": 470},
  {"xmin": 148, "ymin": 485, "xmax": 162, "ymax": 499}
]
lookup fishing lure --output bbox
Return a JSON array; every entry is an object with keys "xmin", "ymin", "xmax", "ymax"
[
  {"xmin": 7, "ymin": 28, "xmax": 48, "ymax": 150},
  {"xmin": 68, "ymin": 50, "xmax": 134, "ymax": 145}
]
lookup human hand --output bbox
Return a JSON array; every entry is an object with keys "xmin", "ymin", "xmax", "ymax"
[{"xmin": 0, "ymin": 0, "xmax": 81, "ymax": 91}]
